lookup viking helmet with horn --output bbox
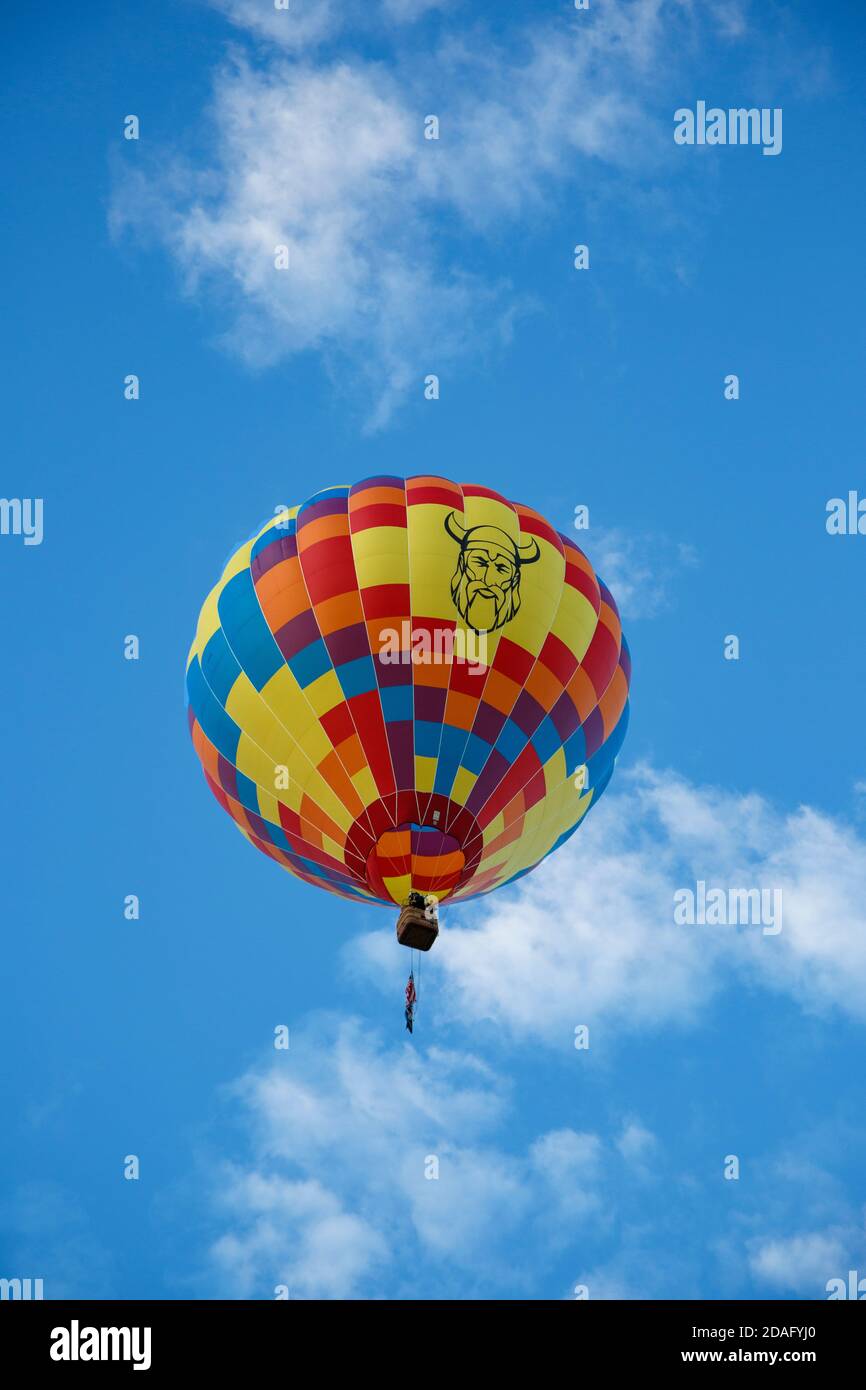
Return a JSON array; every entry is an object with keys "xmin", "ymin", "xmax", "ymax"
[
  {"xmin": 444, "ymin": 511, "xmax": 540, "ymax": 632},
  {"xmin": 444, "ymin": 512, "xmax": 541, "ymax": 564}
]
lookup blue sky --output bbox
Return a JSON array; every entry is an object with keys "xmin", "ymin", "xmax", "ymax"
[{"xmin": 2, "ymin": 0, "xmax": 866, "ymax": 1299}]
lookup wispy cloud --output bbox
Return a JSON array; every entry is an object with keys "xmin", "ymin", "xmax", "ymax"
[
  {"xmin": 350, "ymin": 763, "xmax": 866, "ymax": 1045},
  {"xmin": 206, "ymin": 0, "xmax": 339, "ymax": 51},
  {"xmin": 201, "ymin": 1019, "xmax": 643, "ymax": 1297},
  {"xmin": 199, "ymin": 742, "xmax": 866, "ymax": 1297},
  {"xmin": 199, "ymin": 1016, "xmax": 866, "ymax": 1299},
  {"xmin": 206, "ymin": 0, "xmax": 454, "ymax": 52},
  {"xmin": 211, "ymin": 1169, "xmax": 388, "ymax": 1298},
  {"xmin": 587, "ymin": 527, "xmax": 699, "ymax": 619},
  {"xmin": 748, "ymin": 1230, "xmax": 854, "ymax": 1293},
  {"xmin": 111, "ymin": 0, "xmax": 743, "ymax": 427}
]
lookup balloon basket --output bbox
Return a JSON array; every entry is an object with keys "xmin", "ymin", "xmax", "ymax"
[{"xmin": 396, "ymin": 905, "xmax": 438, "ymax": 951}]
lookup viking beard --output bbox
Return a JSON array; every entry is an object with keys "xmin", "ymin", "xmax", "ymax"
[{"xmin": 451, "ymin": 568, "xmax": 520, "ymax": 632}]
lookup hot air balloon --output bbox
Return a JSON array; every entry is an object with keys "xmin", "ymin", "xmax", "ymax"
[{"xmin": 186, "ymin": 477, "xmax": 630, "ymax": 951}]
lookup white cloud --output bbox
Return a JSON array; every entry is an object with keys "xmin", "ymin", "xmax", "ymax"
[
  {"xmin": 530, "ymin": 1129, "xmax": 606, "ymax": 1224},
  {"xmin": 113, "ymin": 53, "xmax": 520, "ymax": 430},
  {"xmin": 351, "ymin": 764, "xmax": 866, "ymax": 1045},
  {"xmin": 616, "ymin": 1121, "xmax": 658, "ymax": 1164},
  {"xmin": 673, "ymin": 0, "xmax": 750, "ymax": 41},
  {"xmin": 586, "ymin": 1182, "xmax": 866, "ymax": 1301},
  {"xmin": 748, "ymin": 1231, "xmax": 853, "ymax": 1294},
  {"xmin": 198, "ymin": 1011, "xmax": 866, "ymax": 1298},
  {"xmin": 206, "ymin": 0, "xmax": 453, "ymax": 52},
  {"xmin": 112, "ymin": 0, "xmax": 726, "ymax": 426},
  {"xmin": 203, "ymin": 1019, "xmax": 624, "ymax": 1295},
  {"xmin": 207, "ymin": 0, "xmax": 340, "ymax": 51},
  {"xmin": 212, "ymin": 1169, "xmax": 388, "ymax": 1298},
  {"xmin": 586, "ymin": 527, "xmax": 699, "ymax": 619}
]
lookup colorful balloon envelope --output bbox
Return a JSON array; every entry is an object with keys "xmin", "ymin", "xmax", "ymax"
[{"xmin": 186, "ymin": 477, "xmax": 630, "ymax": 922}]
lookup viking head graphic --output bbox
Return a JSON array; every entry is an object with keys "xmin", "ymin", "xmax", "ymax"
[{"xmin": 444, "ymin": 512, "xmax": 540, "ymax": 633}]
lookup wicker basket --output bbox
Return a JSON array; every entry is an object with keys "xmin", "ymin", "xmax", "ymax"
[{"xmin": 396, "ymin": 905, "xmax": 439, "ymax": 951}]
